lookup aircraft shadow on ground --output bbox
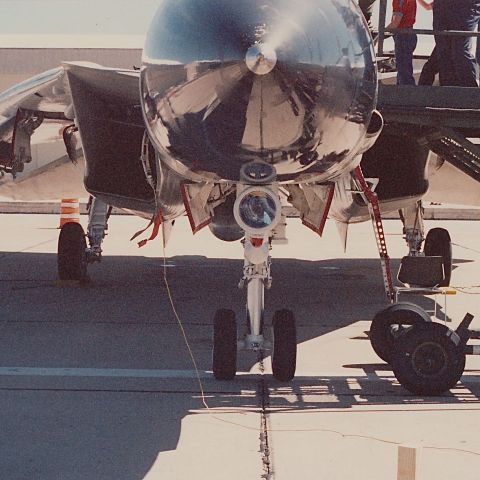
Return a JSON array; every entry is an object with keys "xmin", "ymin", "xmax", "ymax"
[
  {"xmin": 0, "ymin": 252, "xmax": 477, "ymax": 479},
  {"xmin": 0, "ymin": 252, "xmax": 471, "ymax": 330}
]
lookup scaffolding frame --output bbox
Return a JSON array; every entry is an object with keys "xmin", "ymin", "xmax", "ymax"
[{"xmin": 376, "ymin": 0, "xmax": 480, "ymax": 60}]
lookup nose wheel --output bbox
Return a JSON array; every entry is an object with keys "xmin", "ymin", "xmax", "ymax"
[
  {"xmin": 272, "ymin": 309, "xmax": 297, "ymax": 382},
  {"xmin": 212, "ymin": 309, "xmax": 237, "ymax": 380}
]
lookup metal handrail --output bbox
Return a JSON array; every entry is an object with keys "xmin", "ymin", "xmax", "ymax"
[{"xmin": 376, "ymin": 0, "xmax": 480, "ymax": 57}]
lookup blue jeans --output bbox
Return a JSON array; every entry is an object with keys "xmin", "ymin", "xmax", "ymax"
[
  {"xmin": 433, "ymin": 0, "xmax": 480, "ymax": 86},
  {"xmin": 394, "ymin": 31, "xmax": 418, "ymax": 85}
]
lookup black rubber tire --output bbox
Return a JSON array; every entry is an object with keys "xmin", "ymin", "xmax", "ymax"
[
  {"xmin": 212, "ymin": 309, "xmax": 237, "ymax": 380},
  {"xmin": 272, "ymin": 309, "xmax": 297, "ymax": 382},
  {"xmin": 57, "ymin": 222, "xmax": 87, "ymax": 281},
  {"xmin": 424, "ymin": 227, "xmax": 452, "ymax": 287},
  {"xmin": 370, "ymin": 302, "xmax": 431, "ymax": 364},
  {"xmin": 391, "ymin": 322, "xmax": 465, "ymax": 395}
]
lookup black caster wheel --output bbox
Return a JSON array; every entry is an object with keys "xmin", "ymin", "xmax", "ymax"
[
  {"xmin": 424, "ymin": 227, "xmax": 452, "ymax": 287},
  {"xmin": 272, "ymin": 309, "xmax": 297, "ymax": 382},
  {"xmin": 57, "ymin": 222, "xmax": 88, "ymax": 281},
  {"xmin": 370, "ymin": 302, "xmax": 431, "ymax": 364},
  {"xmin": 391, "ymin": 322, "xmax": 465, "ymax": 396},
  {"xmin": 212, "ymin": 309, "xmax": 237, "ymax": 380}
]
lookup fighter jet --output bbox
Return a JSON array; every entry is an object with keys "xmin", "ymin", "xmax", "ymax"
[{"xmin": 1, "ymin": 0, "xmax": 478, "ymax": 388}]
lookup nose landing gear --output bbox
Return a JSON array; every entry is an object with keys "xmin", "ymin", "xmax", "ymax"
[{"xmin": 211, "ymin": 236, "xmax": 297, "ymax": 382}]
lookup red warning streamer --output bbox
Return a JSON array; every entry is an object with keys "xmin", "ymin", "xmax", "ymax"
[{"xmin": 130, "ymin": 211, "xmax": 164, "ymax": 248}]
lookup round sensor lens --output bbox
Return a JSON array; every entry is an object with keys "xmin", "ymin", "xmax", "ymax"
[{"xmin": 239, "ymin": 192, "xmax": 277, "ymax": 229}]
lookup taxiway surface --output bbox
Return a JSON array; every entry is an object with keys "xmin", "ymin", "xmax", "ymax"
[{"xmin": 0, "ymin": 214, "xmax": 479, "ymax": 479}]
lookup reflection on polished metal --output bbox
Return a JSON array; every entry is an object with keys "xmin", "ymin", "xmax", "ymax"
[
  {"xmin": 245, "ymin": 44, "xmax": 277, "ymax": 75},
  {"xmin": 141, "ymin": 0, "xmax": 377, "ymax": 183},
  {"xmin": 239, "ymin": 192, "xmax": 277, "ymax": 229},
  {"xmin": 240, "ymin": 161, "xmax": 276, "ymax": 184}
]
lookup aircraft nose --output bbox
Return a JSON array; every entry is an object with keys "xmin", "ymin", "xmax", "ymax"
[
  {"xmin": 245, "ymin": 44, "xmax": 277, "ymax": 75},
  {"xmin": 141, "ymin": 0, "xmax": 378, "ymax": 183}
]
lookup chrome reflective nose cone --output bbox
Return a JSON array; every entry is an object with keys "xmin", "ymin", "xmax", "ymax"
[{"xmin": 245, "ymin": 43, "xmax": 277, "ymax": 75}]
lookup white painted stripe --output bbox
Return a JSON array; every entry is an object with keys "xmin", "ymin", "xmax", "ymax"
[
  {"xmin": 59, "ymin": 213, "xmax": 80, "ymax": 218},
  {"xmin": 61, "ymin": 203, "xmax": 80, "ymax": 208},
  {"xmin": 0, "ymin": 367, "xmax": 261, "ymax": 379},
  {"xmin": 0, "ymin": 367, "xmax": 213, "ymax": 379}
]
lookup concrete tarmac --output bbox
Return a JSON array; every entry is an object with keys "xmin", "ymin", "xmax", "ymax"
[{"xmin": 0, "ymin": 214, "xmax": 480, "ymax": 480}]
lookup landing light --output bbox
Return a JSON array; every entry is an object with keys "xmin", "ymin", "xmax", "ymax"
[{"xmin": 233, "ymin": 187, "xmax": 281, "ymax": 234}]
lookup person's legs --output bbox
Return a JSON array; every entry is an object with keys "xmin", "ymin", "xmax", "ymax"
[
  {"xmin": 419, "ymin": 46, "xmax": 439, "ymax": 85},
  {"xmin": 433, "ymin": 0, "xmax": 457, "ymax": 85},
  {"xmin": 394, "ymin": 32, "xmax": 417, "ymax": 85},
  {"xmin": 448, "ymin": 0, "xmax": 480, "ymax": 86}
]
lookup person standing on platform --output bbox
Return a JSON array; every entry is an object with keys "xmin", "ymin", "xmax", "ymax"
[
  {"xmin": 433, "ymin": 0, "xmax": 480, "ymax": 86},
  {"xmin": 416, "ymin": 0, "xmax": 438, "ymax": 85},
  {"xmin": 386, "ymin": 0, "xmax": 418, "ymax": 84}
]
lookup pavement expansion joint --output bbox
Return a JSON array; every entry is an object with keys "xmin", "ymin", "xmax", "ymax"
[{"xmin": 257, "ymin": 352, "xmax": 274, "ymax": 480}]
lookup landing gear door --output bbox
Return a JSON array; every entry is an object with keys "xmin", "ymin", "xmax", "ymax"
[
  {"xmin": 0, "ymin": 109, "xmax": 43, "ymax": 177},
  {"xmin": 181, "ymin": 182, "xmax": 214, "ymax": 234},
  {"xmin": 301, "ymin": 184, "xmax": 335, "ymax": 236}
]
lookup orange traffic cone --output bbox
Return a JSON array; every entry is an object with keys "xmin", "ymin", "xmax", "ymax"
[{"xmin": 59, "ymin": 198, "xmax": 80, "ymax": 228}]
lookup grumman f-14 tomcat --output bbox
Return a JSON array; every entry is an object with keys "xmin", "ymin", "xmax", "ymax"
[{"xmin": 1, "ymin": 0, "xmax": 479, "ymax": 385}]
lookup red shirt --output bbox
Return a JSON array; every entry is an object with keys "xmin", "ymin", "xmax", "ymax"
[{"xmin": 392, "ymin": 0, "xmax": 417, "ymax": 28}]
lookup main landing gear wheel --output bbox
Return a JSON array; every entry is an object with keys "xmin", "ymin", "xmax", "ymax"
[
  {"xmin": 424, "ymin": 227, "xmax": 452, "ymax": 286},
  {"xmin": 369, "ymin": 303, "xmax": 431, "ymax": 363},
  {"xmin": 212, "ymin": 309, "xmax": 237, "ymax": 380},
  {"xmin": 57, "ymin": 222, "xmax": 88, "ymax": 281},
  {"xmin": 272, "ymin": 309, "xmax": 297, "ymax": 382},
  {"xmin": 391, "ymin": 322, "xmax": 465, "ymax": 395}
]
